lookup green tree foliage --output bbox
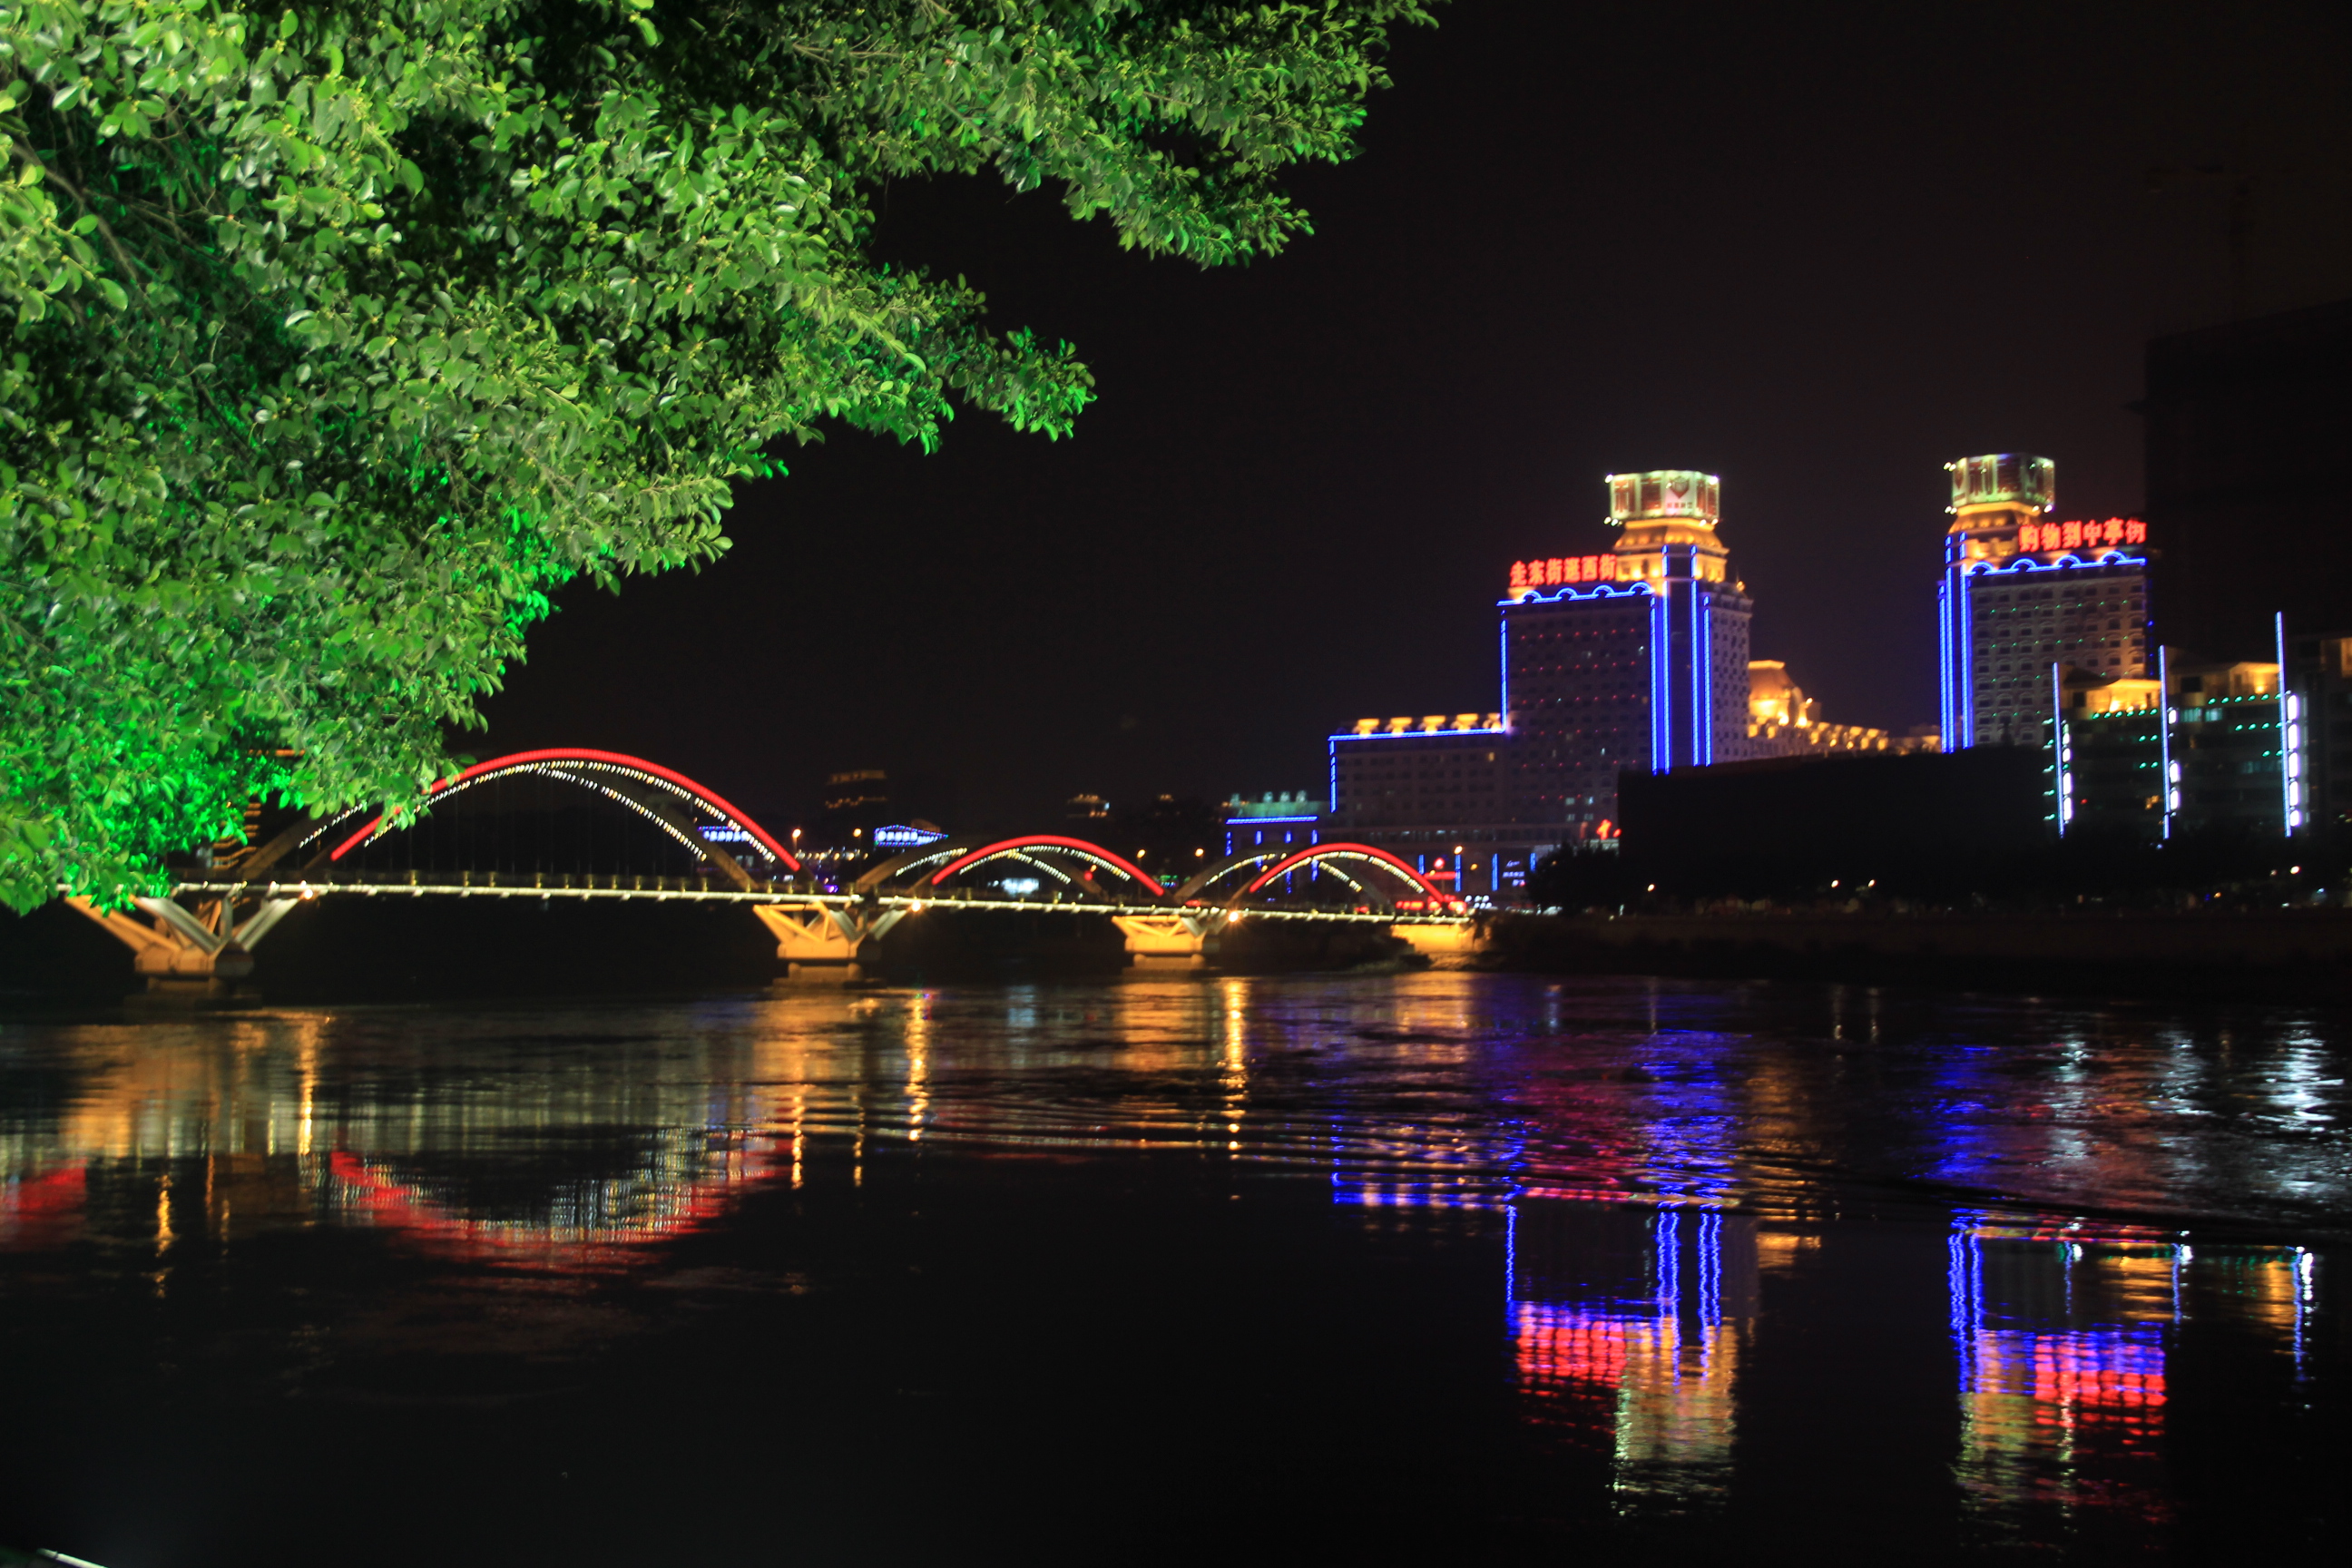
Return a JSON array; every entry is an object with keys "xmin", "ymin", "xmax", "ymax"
[{"xmin": 0, "ymin": 0, "xmax": 1428, "ymax": 907}]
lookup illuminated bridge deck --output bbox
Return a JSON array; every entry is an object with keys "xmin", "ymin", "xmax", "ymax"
[{"xmin": 166, "ymin": 874, "xmax": 1471, "ymax": 926}]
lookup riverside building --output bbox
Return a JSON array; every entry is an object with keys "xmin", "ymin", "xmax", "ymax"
[
  {"xmin": 1937, "ymin": 454, "xmax": 2154, "ymax": 750},
  {"xmin": 2051, "ymin": 656, "xmax": 2297, "ymax": 842},
  {"xmin": 1328, "ymin": 471, "xmax": 1757, "ymax": 899}
]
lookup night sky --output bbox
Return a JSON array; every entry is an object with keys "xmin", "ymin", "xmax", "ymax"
[{"xmin": 475, "ymin": 0, "xmax": 2352, "ymax": 834}]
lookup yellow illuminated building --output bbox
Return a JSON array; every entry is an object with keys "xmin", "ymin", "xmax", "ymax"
[
  {"xmin": 1605, "ymin": 469, "xmax": 1734, "ymax": 585},
  {"xmin": 1939, "ymin": 454, "xmax": 2154, "ymax": 749},
  {"xmin": 1743, "ymin": 660, "xmax": 1932, "ymax": 758}
]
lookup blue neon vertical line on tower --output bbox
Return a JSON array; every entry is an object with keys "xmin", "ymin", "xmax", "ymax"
[
  {"xmin": 1497, "ymin": 610, "xmax": 1510, "ymax": 736},
  {"xmin": 1649, "ymin": 583, "xmax": 1671, "ymax": 772},
  {"xmin": 1958, "ymin": 564, "xmax": 1978, "ymax": 748},
  {"xmin": 2052, "ymin": 662, "xmax": 2070, "ymax": 834},
  {"xmin": 1938, "ymin": 574, "xmax": 1955, "ymax": 750},
  {"xmin": 2278, "ymin": 611, "xmax": 2298, "ymax": 838},
  {"xmin": 2158, "ymin": 643, "xmax": 2176, "ymax": 839},
  {"xmin": 1688, "ymin": 583, "xmax": 1706, "ymax": 767}
]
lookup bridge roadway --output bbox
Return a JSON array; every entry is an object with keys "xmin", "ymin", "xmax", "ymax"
[{"xmin": 68, "ymin": 748, "xmax": 1476, "ymax": 985}]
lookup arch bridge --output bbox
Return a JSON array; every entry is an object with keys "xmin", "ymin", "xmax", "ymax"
[{"xmin": 73, "ymin": 749, "xmax": 1475, "ymax": 983}]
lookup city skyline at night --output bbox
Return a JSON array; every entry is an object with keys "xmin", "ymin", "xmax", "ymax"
[{"xmin": 461, "ymin": 2, "xmax": 2352, "ymax": 833}]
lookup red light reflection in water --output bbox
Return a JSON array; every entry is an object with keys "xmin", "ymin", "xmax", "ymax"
[
  {"xmin": 1508, "ymin": 1200, "xmax": 1755, "ymax": 1512},
  {"xmin": 323, "ymin": 1144, "xmax": 780, "ymax": 1271},
  {"xmin": 0, "ymin": 1161, "xmax": 87, "ymax": 1250},
  {"xmin": 1950, "ymin": 1228, "xmax": 2177, "ymax": 1532}
]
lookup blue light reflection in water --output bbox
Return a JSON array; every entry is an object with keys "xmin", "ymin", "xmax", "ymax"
[{"xmin": 0, "ymin": 972, "xmax": 2344, "ymax": 1563}]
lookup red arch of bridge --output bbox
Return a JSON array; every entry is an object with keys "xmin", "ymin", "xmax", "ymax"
[
  {"xmin": 327, "ymin": 749, "xmax": 801, "ymax": 871},
  {"xmin": 1240, "ymin": 841, "xmax": 1455, "ymax": 905},
  {"xmin": 927, "ymin": 835, "xmax": 1164, "ymax": 896}
]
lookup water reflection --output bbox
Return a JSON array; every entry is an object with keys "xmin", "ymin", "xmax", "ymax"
[
  {"xmin": 0, "ymin": 975, "xmax": 2343, "ymax": 1555},
  {"xmin": 1950, "ymin": 1225, "xmax": 2177, "ymax": 1536},
  {"xmin": 1510, "ymin": 1199, "xmax": 1761, "ymax": 1515}
]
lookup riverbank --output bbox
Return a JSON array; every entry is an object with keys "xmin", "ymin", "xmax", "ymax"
[{"xmin": 1478, "ymin": 908, "xmax": 2352, "ymax": 1001}]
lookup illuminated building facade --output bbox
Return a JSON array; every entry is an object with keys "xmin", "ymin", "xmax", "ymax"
[
  {"xmin": 1324, "ymin": 717, "xmax": 1512, "ymax": 897},
  {"xmin": 2051, "ymin": 653, "xmax": 2298, "ymax": 841},
  {"xmin": 1222, "ymin": 791, "xmax": 1326, "ymax": 858},
  {"xmin": 1328, "ymin": 472, "xmax": 1756, "ymax": 898},
  {"xmin": 2282, "ymin": 632, "xmax": 2352, "ymax": 848},
  {"xmin": 1938, "ymin": 455, "xmax": 2153, "ymax": 750}
]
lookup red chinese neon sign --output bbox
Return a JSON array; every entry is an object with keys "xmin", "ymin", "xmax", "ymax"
[
  {"xmin": 2019, "ymin": 517, "xmax": 2144, "ymax": 552},
  {"xmin": 1510, "ymin": 554, "xmax": 1620, "ymax": 592}
]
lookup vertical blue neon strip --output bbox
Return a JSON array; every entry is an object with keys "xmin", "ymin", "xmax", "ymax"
[
  {"xmin": 1328, "ymin": 735, "xmax": 1338, "ymax": 828},
  {"xmin": 1959, "ymin": 567, "xmax": 1976, "ymax": 748},
  {"xmin": 1688, "ymin": 579, "xmax": 1701, "ymax": 767},
  {"xmin": 2158, "ymin": 643, "xmax": 2175, "ymax": 840},
  {"xmin": 1654, "ymin": 1206, "xmax": 1681, "ymax": 1316},
  {"xmin": 1938, "ymin": 574, "xmax": 1954, "ymax": 749},
  {"xmin": 2295, "ymin": 1249, "xmax": 2314, "ymax": 1381},
  {"xmin": 1650, "ymin": 585, "xmax": 1671, "ymax": 771},
  {"xmin": 2052, "ymin": 662, "xmax": 2069, "ymax": 835},
  {"xmin": 1948, "ymin": 1220, "xmax": 1984, "ymax": 1393},
  {"xmin": 1499, "ymin": 603, "xmax": 1512, "ymax": 734},
  {"xmin": 1504, "ymin": 1200, "xmax": 1519, "ymax": 1318},
  {"xmin": 1689, "ymin": 583, "xmax": 1707, "ymax": 766},
  {"xmin": 1698, "ymin": 1210, "xmax": 1721, "ymax": 1328},
  {"xmin": 2278, "ymin": 611, "xmax": 2297, "ymax": 838}
]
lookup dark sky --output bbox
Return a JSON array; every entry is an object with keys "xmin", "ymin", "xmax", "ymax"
[{"xmin": 476, "ymin": 0, "xmax": 2352, "ymax": 833}]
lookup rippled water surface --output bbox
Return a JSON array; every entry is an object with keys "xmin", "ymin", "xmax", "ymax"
[{"xmin": 1, "ymin": 974, "xmax": 2345, "ymax": 1564}]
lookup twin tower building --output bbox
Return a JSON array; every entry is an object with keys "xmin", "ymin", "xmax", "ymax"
[{"xmin": 1326, "ymin": 459, "xmax": 2148, "ymax": 898}]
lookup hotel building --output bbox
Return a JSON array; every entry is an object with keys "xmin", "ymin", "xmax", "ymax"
[
  {"xmin": 1328, "ymin": 471, "xmax": 1756, "ymax": 898},
  {"xmin": 1937, "ymin": 454, "xmax": 2154, "ymax": 750}
]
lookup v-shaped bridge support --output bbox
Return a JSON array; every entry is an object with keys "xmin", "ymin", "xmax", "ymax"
[
  {"xmin": 1109, "ymin": 911, "xmax": 1230, "ymax": 968},
  {"xmin": 65, "ymin": 891, "xmax": 302, "ymax": 986},
  {"xmin": 752, "ymin": 899, "xmax": 911, "ymax": 979}
]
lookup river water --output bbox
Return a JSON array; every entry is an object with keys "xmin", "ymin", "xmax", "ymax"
[{"xmin": 0, "ymin": 974, "xmax": 2343, "ymax": 1564}]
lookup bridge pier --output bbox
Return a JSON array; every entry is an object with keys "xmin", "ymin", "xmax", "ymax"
[
  {"xmin": 753, "ymin": 902, "xmax": 910, "ymax": 981},
  {"xmin": 1388, "ymin": 921, "xmax": 1486, "ymax": 962},
  {"xmin": 66, "ymin": 893, "xmax": 300, "ymax": 993},
  {"xmin": 1111, "ymin": 914, "xmax": 1225, "ymax": 970}
]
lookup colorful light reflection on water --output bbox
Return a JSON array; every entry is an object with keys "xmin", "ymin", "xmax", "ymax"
[{"xmin": 0, "ymin": 975, "xmax": 2343, "ymax": 1562}]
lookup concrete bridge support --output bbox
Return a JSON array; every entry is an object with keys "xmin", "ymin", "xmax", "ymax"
[
  {"xmin": 1389, "ymin": 922, "xmax": 1486, "ymax": 963},
  {"xmin": 753, "ymin": 902, "xmax": 910, "ymax": 981},
  {"xmin": 67, "ymin": 893, "xmax": 299, "ymax": 992},
  {"xmin": 1111, "ymin": 914, "xmax": 1226, "ymax": 970}
]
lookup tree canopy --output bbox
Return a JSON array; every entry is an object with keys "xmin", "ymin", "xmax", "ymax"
[{"xmin": 0, "ymin": 0, "xmax": 1429, "ymax": 908}]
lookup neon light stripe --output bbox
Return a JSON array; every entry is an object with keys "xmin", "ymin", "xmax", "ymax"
[
  {"xmin": 328, "ymin": 749, "xmax": 801, "ymax": 870},
  {"xmin": 2278, "ymin": 612, "xmax": 2297, "ymax": 838},
  {"xmin": 2158, "ymin": 644, "xmax": 2174, "ymax": 840},
  {"xmin": 1240, "ymin": 842, "xmax": 1448, "ymax": 901},
  {"xmin": 1649, "ymin": 584, "xmax": 1671, "ymax": 771},
  {"xmin": 928, "ymin": 836, "xmax": 1161, "ymax": 893},
  {"xmin": 1938, "ymin": 573, "xmax": 1954, "ymax": 750}
]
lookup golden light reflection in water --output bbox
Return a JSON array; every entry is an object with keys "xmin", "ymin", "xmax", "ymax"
[
  {"xmin": 0, "ymin": 974, "xmax": 2332, "ymax": 1517},
  {"xmin": 1942, "ymin": 1221, "xmax": 2313, "ymax": 1540},
  {"xmin": 906, "ymin": 992, "xmax": 932, "ymax": 1142},
  {"xmin": 1950, "ymin": 1230, "xmax": 2178, "ymax": 1534}
]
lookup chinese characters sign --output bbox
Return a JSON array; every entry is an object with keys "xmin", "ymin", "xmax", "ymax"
[
  {"xmin": 2020, "ymin": 517, "xmax": 2145, "ymax": 552},
  {"xmin": 1608, "ymin": 470, "xmax": 1720, "ymax": 524},
  {"xmin": 1511, "ymin": 554, "xmax": 1622, "ymax": 592}
]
